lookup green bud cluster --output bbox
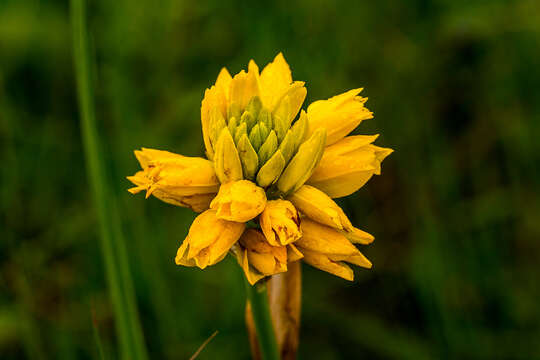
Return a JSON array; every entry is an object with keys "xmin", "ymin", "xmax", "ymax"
[{"xmin": 210, "ymin": 95, "xmax": 326, "ymax": 197}]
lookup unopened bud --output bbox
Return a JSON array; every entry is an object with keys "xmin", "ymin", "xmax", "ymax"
[
  {"xmin": 228, "ymin": 116, "xmax": 238, "ymax": 135},
  {"xmin": 257, "ymin": 108, "xmax": 273, "ymax": 130},
  {"xmin": 258, "ymin": 130, "xmax": 278, "ymax": 165},
  {"xmin": 241, "ymin": 111, "xmax": 256, "ymax": 132},
  {"xmin": 234, "ymin": 122, "xmax": 247, "ymax": 144},
  {"xmin": 256, "ymin": 150, "xmax": 286, "ymax": 188},
  {"xmin": 249, "ymin": 124, "xmax": 264, "ymax": 151},
  {"xmin": 209, "ymin": 107, "xmax": 227, "ymax": 150},
  {"xmin": 278, "ymin": 130, "xmax": 295, "ymax": 163},
  {"xmin": 214, "ymin": 127, "xmax": 243, "ymax": 183},
  {"xmin": 237, "ymin": 134, "xmax": 259, "ymax": 180},
  {"xmin": 291, "ymin": 110, "xmax": 308, "ymax": 150},
  {"xmin": 245, "ymin": 96, "xmax": 263, "ymax": 120},
  {"xmin": 276, "ymin": 128, "xmax": 326, "ymax": 195},
  {"xmin": 227, "ymin": 102, "xmax": 241, "ymax": 121}
]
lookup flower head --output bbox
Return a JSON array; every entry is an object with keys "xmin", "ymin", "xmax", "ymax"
[{"xmin": 128, "ymin": 53, "xmax": 392, "ymax": 283}]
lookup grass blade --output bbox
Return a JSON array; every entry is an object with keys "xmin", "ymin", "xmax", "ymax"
[{"xmin": 70, "ymin": 1, "xmax": 148, "ymax": 359}]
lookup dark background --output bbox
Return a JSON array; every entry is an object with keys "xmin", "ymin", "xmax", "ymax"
[{"xmin": 2, "ymin": 0, "xmax": 540, "ymax": 359}]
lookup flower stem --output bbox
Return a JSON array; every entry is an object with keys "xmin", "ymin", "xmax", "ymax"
[{"xmin": 245, "ymin": 280, "xmax": 280, "ymax": 360}]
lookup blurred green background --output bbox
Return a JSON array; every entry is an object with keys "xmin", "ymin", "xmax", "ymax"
[{"xmin": 2, "ymin": 0, "xmax": 540, "ymax": 358}]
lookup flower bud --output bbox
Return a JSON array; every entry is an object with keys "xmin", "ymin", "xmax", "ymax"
[
  {"xmin": 228, "ymin": 116, "xmax": 238, "ymax": 135},
  {"xmin": 260, "ymin": 199, "xmax": 302, "ymax": 246},
  {"xmin": 127, "ymin": 148, "xmax": 219, "ymax": 212},
  {"xmin": 290, "ymin": 111, "xmax": 308, "ymax": 150},
  {"xmin": 227, "ymin": 102, "xmax": 241, "ymax": 121},
  {"xmin": 248, "ymin": 123, "xmax": 264, "ymax": 151},
  {"xmin": 273, "ymin": 82, "xmax": 306, "ymax": 126},
  {"xmin": 294, "ymin": 218, "xmax": 371, "ymax": 281},
  {"xmin": 289, "ymin": 184, "xmax": 375, "ymax": 243},
  {"xmin": 209, "ymin": 106, "xmax": 227, "ymax": 151},
  {"xmin": 288, "ymin": 185, "xmax": 353, "ymax": 230},
  {"xmin": 342, "ymin": 227, "xmax": 374, "ymax": 245},
  {"xmin": 307, "ymin": 135, "xmax": 393, "ymax": 198},
  {"xmin": 210, "ymin": 180, "xmax": 266, "ymax": 222},
  {"xmin": 258, "ymin": 130, "xmax": 278, "ymax": 165},
  {"xmin": 237, "ymin": 134, "xmax": 259, "ymax": 181},
  {"xmin": 256, "ymin": 150, "xmax": 286, "ymax": 188},
  {"xmin": 276, "ymin": 128, "xmax": 326, "ymax": 195},
  {"xmin": 232, "ymin": 229, "xmax": 288, "ymax": 285},
  {"xmin": 175, "ymin": 210, "xmax": 245, "ymax": 269},
  {"xmin": 257, "ymin": 108, "xmax": 273, "ymax": 130},
  {"xmin": 234, "ymin": 122, "xmax": 247, "ymax": 144},
  {"xmin": 214, "ymin": 127, "xmax": 244, "ymax": 183},
  {"xmin": 277, "ymin": 130, "xmax": 295, "ymax": 163},
  {"xmin": 245, "ymin": 96, "xmax": 263, "ymax": 121},
  {"xmin": 240, "ymin": 111, "xmax": 256, "ymax": 132}
]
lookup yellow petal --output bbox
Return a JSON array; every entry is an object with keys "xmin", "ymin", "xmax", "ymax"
[
  {"xmin": 213, "ymin": 127, "xmax": 244, "ymax": 183},
  {"xmin": 259, "ymin": 53, "xmax": 293, "ymax": 109},
  {"xmin": 342, "ymin": 227, "xmax": 374, "ymax": 245},
  {"xmin": 233, "ymin": 229, "xmax": 289, "ymax": 285},
  {"xmin": 329, "ymin": 252, "xmax": 372, "ymax": 269},
  {"xmin": 260, "ymin": 200, "xmax": 302, "ymax": 246},
  {"xmin": 216, "ymin": 67, "xmax": 233, "ymax": 100},
  {"xmin": 287, "ymin": 243, "xmax": 304, "ymax": 262},
  {"xmin": 127, "ymin": 149, "xmax": 220, "ymax": 205},
  {"xmin": 229, "ymin": 61, "xmax": 260, "ymax": 111},
  {"xmin": 272, "ymin": 81, "xmax": 307, "ymax": 125},
  {"xmin": 134, "ymin": 148, "xmax": 184, "ymax": 169},
  {"xmin": 288, "ymin": 185, "xmax": 352, "ymax": 230},
  {"xmin": 301, "ymin": 249, "xmax": 354, "ymax": 281},
  {"xmin": 210, "ymin": 180, "xmax": 266, "ymax": 222},
  {"xmin": 175, "ymin": 210, "xmax": 245, "ymax": 269},
  {"xmin": 295, "ymin": 218, "xmax": 359, "ymax": 256},
  {"xmin": 306, "ymin": 89, "xmax": 373, "ymax": 146},
  {"xmin": 201, "ymin": 75, "xmax": 230, "ymax": 159},
  {"xmin": 307, "ymin": 136, "xmax": 393, "ymax": 198}
]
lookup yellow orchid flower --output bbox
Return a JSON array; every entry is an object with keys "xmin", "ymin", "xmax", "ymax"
[{"xmin": 127, "ymin": 53, "xmax": 392, "ymax": 283}]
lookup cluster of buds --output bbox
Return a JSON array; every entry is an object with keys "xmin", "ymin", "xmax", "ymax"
[{"xmin": 208, "ymin": 92, "xmax": 326, "ymax": 197}]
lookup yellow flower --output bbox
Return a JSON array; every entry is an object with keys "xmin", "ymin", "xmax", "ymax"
[
  {"xmin": 288, "ymin": 184, "xmax": 374, "ymax": 244},
  {"xmin": 175, "ymin": 210, "xmax": 245, "ymax": 269},
  {"xmin": 289, "ymin": 185, "xmax": 353, "ymax": 230},
  {"xmin": 307, "ymin": 135, "xmax": 393, "ymax": 198},
  {"xmin": 128, "ymin": 53, "xmax": 392, "ymax": 283},
  {"xmin": 294, "ymin": 219, "xmax": 371, "ymax": 281},
  {"xmin": 232, "ymin": 229, "xmax": 289, "ymax": 285},
  {"xmin": 127, "ymin": 148, "xmax": 219, "ymax": 212},
  {"xmin": 210, "ymin": 180, "xmax": 266, "ymax": 222},
  {"xmin": 259, "ymin": 199, "xmax": 301, "ymax": 246}
]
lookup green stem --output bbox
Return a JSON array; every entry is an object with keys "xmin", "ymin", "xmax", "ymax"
[
  {"xmin": 70, "ymin": 1, "xmax": 148, "ymax": 359},
  {"xmin": 245, "ymin": 280, "xmax": 280, "ymax": 360}
]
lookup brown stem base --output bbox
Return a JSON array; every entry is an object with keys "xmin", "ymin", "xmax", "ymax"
[{"xmin": 246, "ymin": 261, "xmax": 302, "ymax": 360}]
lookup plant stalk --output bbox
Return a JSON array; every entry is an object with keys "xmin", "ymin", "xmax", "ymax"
[{"xmin": 245, "ymin": 280, "xmax": 281, "ymax": 360}]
